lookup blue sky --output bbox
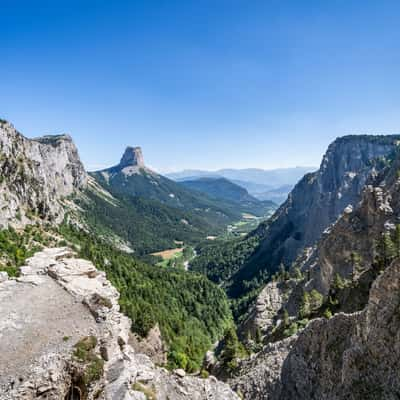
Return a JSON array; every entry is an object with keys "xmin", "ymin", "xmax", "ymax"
[{"xmin": 1, "ymin": 0, "xmax": 400, "ymax": 172}]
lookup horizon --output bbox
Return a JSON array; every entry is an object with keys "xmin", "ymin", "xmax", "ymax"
[
  {"xmin": 3, "ymin": 118, "xmax": 396, "ymax": 174},
  {"xmin": 2, "ymin": 1, "xmax": 400, "ymax": 171}
]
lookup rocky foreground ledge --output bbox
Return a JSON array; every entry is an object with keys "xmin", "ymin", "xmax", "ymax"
[{"xmin": 0, "ymin": 248, "xmax": 239, "ymax": 400}]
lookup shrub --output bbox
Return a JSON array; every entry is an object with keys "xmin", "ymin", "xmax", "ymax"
[
  {"xmin": 283, "ymin": 322, "xmax": 298, "ymax": 338},
  {"xmin": 132, "ymin": 382, "xmax": 157, "ymax": 400},
  {"xmin": 73, "ymin": 336, "xmax": 104, "ymax": 385},
  {"xmin": 200, "ymin": 369, "xmax": 209, "ymax": 379},
  {"xmin": 73, "ymin": 336, "xmax": 97, "ymax": 361}
]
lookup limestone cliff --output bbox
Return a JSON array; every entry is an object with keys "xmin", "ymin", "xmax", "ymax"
[
  {"xmin": 232, "ymin": 142, "xmax": 400, "ymax": 399},
  {"xmin": 229, "ymin": 135, "xmax": 400, "ymax": 295},
  {"xmin": 0, "ymin": 120, "xmax": 87, "ymax": 227}
]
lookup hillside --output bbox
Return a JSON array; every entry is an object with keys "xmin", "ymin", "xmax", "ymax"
[
  {"xmin": 88, "ymin": 147, "xmax": 251, "ymax": 255},
  {"xmin": 252, "ymin": 184, "xmax": 293, "ymax": 204},
  {"xmin": 179, "ymin": 177, "xmax": 276, "ymax": 216},
  {"xmin": 167, "ymin": 166, "xmax": 315, "ymax": 187}
]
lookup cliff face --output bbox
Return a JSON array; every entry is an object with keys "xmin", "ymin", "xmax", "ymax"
[
  {"xmin": 119, "ymin": 146, "xmax": 145, "ymax": 169},
  {"xmin": 232, "ymin": 261, "xmax": 400, "ymax": 400},
  {"xmin": 0, "ymin": 121, "xmax": 87, "ymax": 227},
  {"xmin": 232, "ymin": 142, "xmax": 400, "ymax": 399},
  {"xmin": 229, "ymin": 135, "xmax": 400, "ymax": 295},
  {"xmin": 280, "ymin": 256, "xmax": 400, "ymax": 400},
  {"xmin": 232, "ymin": 258, "xmax": 400, "ymax": 400}
]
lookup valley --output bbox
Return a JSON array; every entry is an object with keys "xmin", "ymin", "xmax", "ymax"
[
  {"xmin": 2, "ymin": 118, "xmax": 400, "ymax": 400},
  {"xmin": 2, "ymin": 3, "xmax": 399, "ymax": 399}
]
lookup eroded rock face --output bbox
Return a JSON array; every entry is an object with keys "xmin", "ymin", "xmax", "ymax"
[
  {"xmin": 129, "ymin": 324, "xmax": 167, "ymax": 365},
  {"xmin": 98, "ymin": 146, "xmax": 150, "ymax": 178},
  {"xmin": 238, "ymin": 280, "xmax": 295, "ymax": 340},
  {"xmin": 1, "ymin": 248, "xmax": 239, "ymax": 400},
  {"xmin": 0, "ymin": 121, "xmax": 87, "ymax": 227},
  {"xmin": 119, "ymin": 147, "xmax": 145, "ymax": 169},
  {"xmin": 232, "ymin": 259, "xmax": 400, "ymax": 399},
  {"xmin": 232, "ymin": 146, "xmax": 400, "ymax": 399}
]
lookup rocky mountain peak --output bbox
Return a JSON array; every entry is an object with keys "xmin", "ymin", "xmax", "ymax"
[
  {"xmin": 119, "ymin": 146, "xmax": 145, "ymax": 168},
  {"xmin": 0, "ymin": 121, "xmax": 87, "ymax": 227}
]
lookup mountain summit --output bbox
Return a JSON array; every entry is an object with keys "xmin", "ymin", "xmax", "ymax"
[{"xmin": 119, "ymin": 146, "xmax": 145, "ymax": 168}]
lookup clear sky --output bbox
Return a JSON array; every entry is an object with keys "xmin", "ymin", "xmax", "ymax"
[{"xmin": 1, "ymin": 0, "xmax": 400, "ymax": 172}]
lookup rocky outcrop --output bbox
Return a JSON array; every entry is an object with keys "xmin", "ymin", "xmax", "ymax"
[
  {"xmin": 0, "ymin": 120, "xmax": 87, "ymax": 227},
  {"xmin": 1, "ymin": 248, "xmax": 239, "ymax": 400},
  {"xmin": 228, "ymin": 135, "xmax": 400, "ymax": 295},
  {"xmin": 232, "ymin": 258, "xmax": 400, "ymax": 399},
  {"xmin": 119, "ymin": 147, "xmax": 145, "ymax": 169},
  {"xmin": 129, "ymin": 324, "xmax": 167, "ymax": 365},
  {"xmin": 98, "ymin": 146, "xmax": 149, "ymax": 178},
  {"xmin": 238, "ymin": 280, "xmax": 295, "ymax": 340}
]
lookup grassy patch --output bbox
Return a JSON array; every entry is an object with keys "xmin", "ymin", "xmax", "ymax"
[
  {"xmin": 73, "ymin": 336, "xmax": 104, "ymax": 385},
  {"xmin": 132, "ymin": 382, "xmax": 157, "ymax": 400}
]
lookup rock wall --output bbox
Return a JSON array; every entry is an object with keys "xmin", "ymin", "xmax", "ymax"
[
  {"xmin": 232, "ymin": 142, "xmax": 400, "ymax": 399},
  {"xmin": 229, "ymin": 135, "xmax": 400, "ymax": 295},
  {"xmin": 232, "ymin": 258, "xmax": 400, "ymax": 399},
  {"xmin": 0, "ymin": 120, "xmax": 87, "ymax": 227},
  {"xmin": 238, "ymin": 280, "xmax": 295, "ymax": 340}
]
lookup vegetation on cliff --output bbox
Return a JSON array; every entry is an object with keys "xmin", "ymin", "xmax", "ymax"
[{"xmin": 60, "ymin": 224, "xmax": 233, "ymax": 372}]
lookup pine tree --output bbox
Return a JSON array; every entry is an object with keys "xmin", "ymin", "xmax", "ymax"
[
  {"xmin": 299, "ymin": 292, "xmax": 311, "ymax": 318},
  {"xmin": 255, "ymin": 327, "xmax": 262, "ymax": 344},
  {"xmin": 292, "ymin": 266, "xmax": 303, "ymax": 281},
  {"xmin": 309, "ymin": 289, "xmax": 323, "ymax": 311},
  {"xmin": 376, "ymin": 232, "xmax": 396, "ymax": 268},
  {"xmin": 283, "ymin": 309, "xmax": 290, "ymax": 327},
  {"xmin": 221, "ymin": 327, "xmax": 242, "ymax": 369},
  {"xmin": 350, "ymin": 251, "xmax": 362, "ymax": 279},
  {"xmin": 394, "ymin": 225, "xmax": 400, "ymax": 257}
]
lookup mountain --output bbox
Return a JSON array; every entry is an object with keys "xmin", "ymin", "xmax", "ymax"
[
  {"xmin": 230, "ymin": 139, "xmax": 400, "ymax": 399},
  {"xmin": 229, "ymin": 180, "xmax": 272, "ymax": 194},
  {"xmin": 252, "ymin": 184, "xmax": 293, "ymax": 204},
  {"xmin": 92, "ymin": 146, "xmax": 240, "ymax": 216},
  {"xmin": 167, "ymin": 166, "xmax": 316, "ymax": 204},
  {"xmin": 87, "ymin": 147, "xmax": 254, "ymax": 255},
  {"xmin": 178, "ymin": 177, "xmax": 276, "ymax": 216},
  {"xmin": 167, "ymin": 167, "xmax": 316, "ymax": 187},
  {"xmin": 192, "ymin": 135, "xmax": 400, "ymax": 300},
  {"xmin": 0, "ymin": 120, "xmax": 87, "ymax": 227}
]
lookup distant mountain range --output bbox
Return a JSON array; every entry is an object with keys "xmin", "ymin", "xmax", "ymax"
[
  {"xmin": 179, "ymin": 177, "xmax": 276, "ymax": 216},
  {"xmin": 166, "ymin": 166, "xmax": 316, "ymax": 204}
]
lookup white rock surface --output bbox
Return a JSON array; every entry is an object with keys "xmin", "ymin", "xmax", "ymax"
[{"xmin": 0, "ymin": 121, "xmax": 87, "ymax": 228}]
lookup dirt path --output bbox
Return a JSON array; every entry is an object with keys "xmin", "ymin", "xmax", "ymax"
[{"xmin": 0, "ymin": 276, "xmax": 98, "ymax": 391}]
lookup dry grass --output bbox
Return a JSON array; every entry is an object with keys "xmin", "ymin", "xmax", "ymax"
[
  {"xmin": 242, "ymin": 213, "xmax": 257, "ymax": 220},
  {"xmin": 151, "ymin": 247, "xmax": 183, "ymax": 260}
]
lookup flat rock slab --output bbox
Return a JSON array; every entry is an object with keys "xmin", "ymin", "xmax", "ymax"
[{"xmin": 0, "ymin": 276, "xmax": 98, "ymax": 390}]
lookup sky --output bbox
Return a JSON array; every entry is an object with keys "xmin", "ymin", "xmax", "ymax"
[{"xmin": 1, "ymin": 0, "xmax": 400, "ymax": 172}]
